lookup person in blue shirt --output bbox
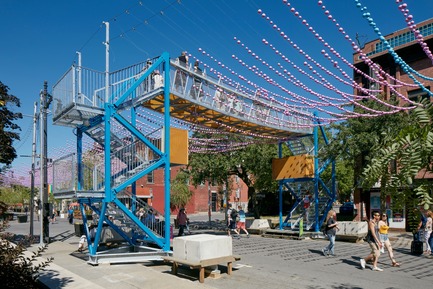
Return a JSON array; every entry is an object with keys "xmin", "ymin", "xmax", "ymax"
[
  {"xmin": 236, "ymin": 205, "xmax": 250, "ymax": 237},
  {"xmin": 68, "ymin": 207, "xmax": 74, "ymax": 224}
]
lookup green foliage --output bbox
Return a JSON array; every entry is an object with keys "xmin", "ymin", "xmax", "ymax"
[
  {"xmin": 0, "ymin": 201, "xmax": 53, "ymax": 288},
  {"xmin": 170, "ymin": 169, "xmax": 193, "ymax": 209},
  {"xmin": 0, "ymin": 184, "xmax": 31, "ymax": 208},
  {"xmin": 188, "ymin": 132, "xmax": 280, "ymax": 217},
  {"xmin": 362, "ymin": 101, "xmax": 433, "ymax": 209},
  {"xmin": 321, "ymin": 159, "xmax": 354, "ymax": 201},
  {"xmin": 0, "ymin": 81, "xmax": 22, "ymax": 173},
  {"xmin": 321, "ymin": 95, "xmax": 409, "ymax": 202}
]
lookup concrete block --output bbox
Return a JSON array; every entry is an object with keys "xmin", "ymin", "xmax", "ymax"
[
  {"xmin": 100, "ymin": 227, "xmax": 124, "ymax": 243},
  {"xmin": 173, "ymin": 234, "xmax": 232, "ymax": 263},
  {"xmin": 249, "ymin": 219, "xmax": 270, "ymax": 230},
  {"xmin": 337, "ymin": 222, "xmax": 368, "ymax": 238}
]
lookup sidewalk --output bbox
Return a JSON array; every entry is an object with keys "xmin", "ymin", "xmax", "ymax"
[{"xmin": 3, "ymin": 215, "xmax": 417, "ymax": 288}]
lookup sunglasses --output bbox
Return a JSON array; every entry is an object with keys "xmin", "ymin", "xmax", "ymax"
[{"xmin": 373, "ymin": 214, "xmax": 380, "ymax": 217}]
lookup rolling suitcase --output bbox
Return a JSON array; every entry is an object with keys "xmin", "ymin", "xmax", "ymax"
[{"xmin": 411, "ymin": 240, "xmax": 423, "ymax": 255}]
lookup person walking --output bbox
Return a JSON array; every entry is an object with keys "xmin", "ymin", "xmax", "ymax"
[
  {"xmin": 424, "ymin": 210, "xmax": 432, "ymax": 255},
  {"xmin": 236, "ymin": 205, "xmax": 250, "ymax": 237},
  {"xmin": 68, "ymin": 206, "xmax": 74, "ymax": 225},
  {"xmin": 322, "ymin": 210, "xmax": 339, "ymax": 257},
  {"xmin": 378, "ymin": 213, "xmax": 401, "ymax": 267},
  {"xmin": 360, "ymin": 211, "xmax": 384, "ymax": 271},
  {"xmin": 176, "ymin": 208, "xmax": 188, "ymax": 237},
  {"xmin": 227, "ymin": 204, "xmax": 240, "ymax": 238}
]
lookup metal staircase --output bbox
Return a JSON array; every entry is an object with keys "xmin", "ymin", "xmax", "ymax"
[{"xmin": 51, "ymin": 51, "xmax": 319, "ymax": 263}]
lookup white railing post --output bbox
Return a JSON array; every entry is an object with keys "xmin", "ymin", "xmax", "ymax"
[{"xmin": 103, "ymin": 21, "xmax": 110, "ymax": 103}]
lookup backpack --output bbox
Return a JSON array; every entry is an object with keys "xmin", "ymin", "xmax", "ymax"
[
  {"xmin": 230, "ymin": 209, "xmax": 238, "ymax": 220},
  {"xmin": 420, "ymin": 214, "xmax": 427, "ymax": 229},
  {"xmin": 321, "ymin": 223, "xmax": 327, "ymax": 235}
]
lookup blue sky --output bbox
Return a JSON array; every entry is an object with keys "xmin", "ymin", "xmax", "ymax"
[{"xmin": 2, "ymin": 0, "xmax": 433, "ymax": 183}]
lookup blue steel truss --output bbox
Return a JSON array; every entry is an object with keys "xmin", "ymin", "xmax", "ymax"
[
  {"xmin": 51, "ymin": 50, "xmax": 327, "ymax": 261},
  {"xmin": 73, "ymin": 53, "xmax": 172, "ymax": 254},
  {"xmin": 277, "ymin": 116, "xmax": 336, "ymax": 232}
]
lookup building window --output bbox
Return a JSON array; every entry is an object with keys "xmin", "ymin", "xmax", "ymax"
[
  {"xmin": 408, "ymin": 87, "xmax": 431, "ymax": 102},
  {"xmin": 147, "ymin": 171, "xmax": 154, "ymax": 184}
]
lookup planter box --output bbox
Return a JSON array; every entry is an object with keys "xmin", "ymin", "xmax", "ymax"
[
  {"xmin": 17, "ymin": 215, "xmax": 28, "ymax": 223},
  {"xmin": 74, "ymin": 223, "xmax": 85, "ymax": 237},
  {"xmin": 2, "ymin": 213, "xmax": 14, "ymax": 221}
]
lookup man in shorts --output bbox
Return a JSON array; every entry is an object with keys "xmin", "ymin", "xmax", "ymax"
[
  {"xmin": 236, "ymin": 205, "xmax": 250, "ymax": 237},
  {"xmin": 227, "ymin": 204, "xmax": 240, "ymax": 238},
  {"xmin": 360, "ymin": 211, "xmax": 384, "ymax": 271}
]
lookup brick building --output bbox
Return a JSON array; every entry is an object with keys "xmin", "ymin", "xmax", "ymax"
[
  {"xmin": 126, "ymin": 166, "xmax": 249, "ymax": 215},
  {"xmin": 352, "ymin": 18, "xmax": 433, "ymax": 228}
]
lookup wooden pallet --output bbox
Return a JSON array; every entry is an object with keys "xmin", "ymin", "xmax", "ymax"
[{"xmin": 162, "ymin": 255, "xmax": 241, "ymax": 283}]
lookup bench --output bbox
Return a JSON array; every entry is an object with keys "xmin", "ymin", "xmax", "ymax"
[{"xmin": 162, "ymin": 255, "xmax": 241, "ymax": 283}]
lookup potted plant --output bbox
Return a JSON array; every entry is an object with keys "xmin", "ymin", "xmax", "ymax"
[
  {"xmin": 17, "ymin": 215, "xmax": 28, "ymax": 223},
  {"xmin": 74, "ymin": 222, "xmax": 85, "ymax": 237}
]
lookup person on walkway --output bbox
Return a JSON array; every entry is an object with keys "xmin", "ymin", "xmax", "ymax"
[
  {"xmin": 303, "ymin": 192, "xmax": 312, "ymax": 227},
  {"xmin": 175, "ymin": 51, "xmax": 188, "ymax": 91},
  {"xmin": 236, "ymin": 205, "xmax": 249, "ymax": 237},
  {"xmin": 227, "ymin": 204, "xmax": 240, "ymax": 238},
  {"xmin": 360, "ymin": 211, "xmax": 384, "ymax": 271},
  {"xmin": 51, "ymin": 207, "xmax": 57, "ymax": 224},
  {"xmin": 177, "ymin": 208, "xmax": 188, "ymax": 237},
  {"xmin": 378, "ymin": 213, "xmax": 401, "ymax": 267},
  {"xmin": 68, "ymin": 207, "xmax": 74, "ymax": 225},
  {"xmin": 153, "ymin": 70, "xmax": 163, "ymax": 89},
  {"xmin": 322, "ymin": 210, "xmax": 339, "ymax": 257},
  {"xmin": 424, "ymin": 210, "xmax": 432, "ymax": 255},
  {"xmin": 190, "ymin": 60, "xmax": 203, "ymax": 99}
]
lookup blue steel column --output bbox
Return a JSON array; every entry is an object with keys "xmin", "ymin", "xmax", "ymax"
[
  {"xmin": 131, "ymin": 104, "xmax": 137, "ymax": 213},
  {"xmin": 278, "ymin": 142, "xmax": 283, "ymax": 230},
  {"xmin": 162, "ymin": 52, "xmax": 171, "ymax": 251},
  {"xmin": 313, "ymin": 113, "xmax": 320, "ymax": 232},
  {"xmin": 104, "ymin": 104, "xmax": 112, "ymax": 202},
  {"xmin": 77, "ymin": 128, "xmax": 83, "ymax": 190}
]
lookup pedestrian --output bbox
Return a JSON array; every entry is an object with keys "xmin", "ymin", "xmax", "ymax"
[
  {"xmin": 424, "ymin": 210, "xmax": 432, "ymax": 255},
  {"xmin": 227, "ymin": 204, "xmax": 240, "ymax": 238},
  {"xmin": 177, "ymin": 208, "xmax": 188, "ymax": 236},
  {"xmin": 68, "ymin": 207, "xmax": 74, "ymax": 224},
  {"xmin": 153, "ymin": 70, "xmax": 163, "ymax": 89},
  {"xmin": 136, "ymin": 207, "xmax": 145, "ymax": 222},
  {"xmin": 184, "ymin": 209, "xmax": 191, "ymax": 234},
  {"xmin": 236, "ymin": 205, "xmax": 250, "ymax": 237},
  {"xmin": 175, "ymin": 51, "xmax": 188, "ymax": 91},
  {"xmin": 378, "ymin": 213, "xmax": 401, "ymax": 267},
  {"xmin": 190, "ymin": 60, "xmax": 203, "ymax": 99},
  {"xmin": 51, "ymin": 207, "xmax": 57, "ymax": 224},
  {"xmin": 322, "ymin": 209, "xmax": 339, "ymax": 257},
  {"xmin": 360, "ymin": 211, "xmax": 384, "ymax": 271},
  {"xmin": 303, "ymin": 191, "xmax": 312, "ymax": 227}
]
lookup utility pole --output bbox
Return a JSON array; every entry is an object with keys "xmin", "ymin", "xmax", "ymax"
[
  {"xmin": 30, "ymin": 102, "xmax": 38, "ymax": 236},
  {"xmin": 40, "ymin": 81, "xmax": 52, "ymax": 244}
]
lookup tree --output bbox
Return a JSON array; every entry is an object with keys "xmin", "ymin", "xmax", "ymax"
[
  {"xmin": 0, "ymin": 184, "xmax": 31, "ymax": 208},
  {"xmin": 170, "ymin": 169, "xmax": 193, "ymax": 209},
  {"xmin": 188, "ymin": 132, "xmax": 281, "ymax": 218},
  {"xmin": 0, "ymin": 81, "xmax": 22, "ymax": 174},
  {"xmin": 322, "ymin": 95, "xmax": 408, "ymax": 201},
  {"xmin": 362, "ymin": 101, "xmax": 433, "ymax": 228}
]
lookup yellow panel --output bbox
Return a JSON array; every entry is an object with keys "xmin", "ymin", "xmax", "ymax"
[
  {"xmin": 170, "ymin": 127, "xmax": 188, "ymax": 165},
  {"xmin": 272, "ymin": 155, "xmax": 314, "ymax": 180}
]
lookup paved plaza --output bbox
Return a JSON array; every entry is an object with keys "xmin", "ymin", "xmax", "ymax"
[{"xmin": 5, "ymin": 214, "xmax": 433, "ymax": 289}]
